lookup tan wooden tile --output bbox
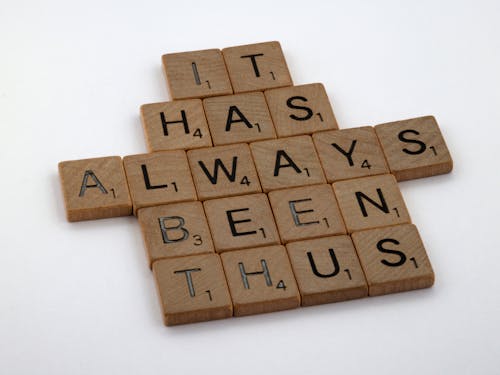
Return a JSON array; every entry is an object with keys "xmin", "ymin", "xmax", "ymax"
[
  {"xmin": 286, "ymin": 235, "xmax": 368, "ymax": 306},
  {"xmin": 312, "ymin": 126, "xmax": 389, "ymax": 182},
  {"xmin": 332, "ymin": 174, "xmax": 411, "ymax": 233},
  {"xmin": 222, "ymin": 41, "xmax": 292, "ymax": 93},
  {"xmin": 374, "ymin": 116, "xmax": 453, "ymax": 181},
  {"xmin": 140, "ymin": 99, "xmax": 212, "ymax": 152},
  {"xmin": 58, "ymin": 156, "xmax": 132, "ymax": 222},
  {"xmin": 220, "ymin": 245, "xmax": 300, "ymax": 316},
  {"xmin": 250, "ymin": 135, "xmax": 326, "ymax": 192},
  {"xmin": 162, "ymin": 48, "xmax": 233, "ymax": 100},
  {"xmin": 203, "ymin": 92, "xmax": 276, "ymax": 146},
  {"xmin": 351, "ymin": 224, "xmax": 434, "ymax": 296},
  {"xmin": 187, "ymin": 143, "xmax": 261, "ymax": 200},
  {"xmin": 268, "ymin": 184, "xmax": 346, "ymax": 243},
  {"xmin": 137, "ymin": 201, "xmax": 214, "ymax": 267},
  {"xmin": 123, "ymin": 151, "xmax": 197, "ymax": 215},
  {"xmin": 203, "ymin": 194, "xmax": 280, "ymax": 253},
  {"xmin": 264, "ymin": 83, "xmax": 338, "ymax": 138},
  {"xmin": 153, "ymin": 253, "xmax": 233, "ymax": 326}
]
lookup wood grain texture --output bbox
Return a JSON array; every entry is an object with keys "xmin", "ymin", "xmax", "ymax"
[
  {"xmin": 313, "ymin": 126, "xmax": 389, "ymax": 182},
  {"xmin": 162, "ymin": 49, "xmax": 233, "ymax": 100},
  {"xmin": 374, "ymin": 116, "xmax": 453, "ymax": 181},
  {"xmin": 203, "ymin": 92, "xmax": 276, "ymax": 146},
  {"xmin": 351, "ymin": 224, "xmax": 434, "ymax": 296},
  {"xmin": 220, "ymin": 245, "xmax": 300, "ymax": 316},
  {"xmin": 187, "ymin": 143, "xmax": 261, "ymax": 200},
  {"xmin": 250, "ymin": 135, "xmax": 326, "ymax": 192},
  {"xmin": 203, "ymin": 193, "xmax": 280, "ymax": 253},
  {"xmin": 286, "ymin": 235, "xmax": 368, "ymax": 306},
  {"xmin": 268, "ymin": 184, "xmax": 346, "ymax": 243},
  {"xmin": 153, "ymin": 254, "xmax": 233, "ymax": 326},
  {"xmin": 140, "ymin": 99, "xmax": 212, "ymax": 152},
  {"xmin": 137, "ymin": 201, "xmax": 214, "ymax": 267},
  {"xmin": 222, "ymin": 41, "xmax": 292, "ymax": 93},
  {"xmin": 265, "ymin": 83, "xmax": 338, "ymax": 137},
  {"xmin": 58, "ymin": 156, "xmax": 132, "ymax": 221},
  {"xmin": 332, "ymin": 174, "xmax": 411, "ymax": 232},
  {"xmin": 123, "ymin": 151, "xmax": 197, "ymax": 215}
]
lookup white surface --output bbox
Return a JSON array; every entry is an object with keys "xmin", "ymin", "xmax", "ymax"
[{"xmin": 1, "ymin": 0, "xmax": 499, "ymax": 374}]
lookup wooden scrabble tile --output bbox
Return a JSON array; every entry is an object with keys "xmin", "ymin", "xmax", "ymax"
[
  {"xmin": 250, "ymin": 135, "xmax": 326, "ymax": 192},
  {"xmin": 140, "ymin": 99, "xmax": 212, "ymax": 152},
  {"xmin": 123, "ymin": 151, "xmax": 197, "ymax": 215},
  {"xmin": 203, "ymin": 194, "xmax": 280, "ymax": 253},
  {"xmin": 374, "ymin": 116, "xmax": 453, "ymax": 181},
  {"xmin": 203, "ymin": 92, "xmax": 276, "ymax": 146},
  {"xmin": 312, "ymin": 126, "xmax": 389, "ymax": 182},
  {"xmin": 187, "ymin": 143, "xmax": 261, "ymax": 200},
  {"xmin": 351, "ymin": 224, "xmax": 434, "ymax": 296},
  {"xmin": 162, "ymin": 49, "xmax": 233, "ymax": 100},
  {"xmin": 332, "ymin": 174, "xmax": 411, "ymax": 233},
  {"xmin": 286, "ymin": 235, "xmax": 368, "ymax": 306},
  {"xmin": 220, "ymin": 245, "xmax": 300, "ymax": 316},
  {"xmin": 137, "ymin": 201, "xmax": 214, "ymax": 267},
  {"xmin": 58, "ymin": 156, "xmax": 132, "ymax": 222},
  {"xmin": 264, "ymin": 83, "xmax": 338, "ymax": 138},
  {"xmin": 153, "ymin": 253, "xmax": 233, "ymax": 326},
  {"xmin": 222, "ymin": 41, "xmax": 292, "ymax": 93},
  {"xmin": 268, "ymin": 184, "xmax": 346, "ymax": 243}
]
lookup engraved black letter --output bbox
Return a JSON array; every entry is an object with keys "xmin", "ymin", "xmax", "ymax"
[
  {"xmin": 398, "ymin": 129, "xmax": 427, "ymax": 155},
  {"xmin": 226, "ymin": 208, "xmax": 257, "ymax": 237},
  {"xmin": 274, "ymin": 150, "xmax": 302, "ymax": 176},
  {"xmin": 355, "ymin": 188, "xmax": 389, "ymax": 217},
  {"xmin": 377, "ymin": 238, "xmax": 407, "ymax": 267},
  {"xmin": 240, "ymin": 53, "xmax": 264, "ymax": 77},
  {"xmin": 331, "ymin": 140, "xmax": 357, "ymax": 166},
  {"xmin": 286, "ymin": 96, "xmax": 314, "ymax": 121},
  {"xmin": 225, "ymin": 106, "xmax": 253, "ymax": 131},
  {"xmin": 160, "ymin": 110, "xmax": 189, "ymax": 136},
  {"xmin": 307, "ymin": 249, "xmax": 340, "ymax": 278},
  {"xmin": 198, "ymin": 157, "xmax": 238, "ymax": 185}
]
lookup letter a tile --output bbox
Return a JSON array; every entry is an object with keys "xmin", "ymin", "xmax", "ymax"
[
  {"xmin": 332, "ymin": 174, "xmax": 411, "ymax": 232},
  {"xmin": 153, "ymin": 254, "xmax": 233, "ymax": 325},
  {"xmin": 220, "ymin": 245, "xmax": 300, "ymax": 316},
  {"xmin": 286, "ymin": 236, "xmax": 368, "ymax": 306},
  {"xmin": 351, "ymin": 224, "xmax": 434, "ymax": 296},
  {"xmin": 58, "ymin": 156, "xmax": 132, "ymax": 221}
]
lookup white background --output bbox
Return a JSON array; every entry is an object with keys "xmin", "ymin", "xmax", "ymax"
[{"xmin": 1, "ymin": 0, "xmax": 499, "ymax": 374}]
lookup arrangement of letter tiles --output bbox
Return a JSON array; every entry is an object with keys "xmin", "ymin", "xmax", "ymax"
[{"xmin": 58, "ymin": 41, "xmax": 453, "ymax": 326}]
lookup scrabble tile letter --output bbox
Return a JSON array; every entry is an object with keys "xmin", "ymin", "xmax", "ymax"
[
  {"xmin": 123, "ymin": 151, "xmax": 197, "ymax": 214},
  {"xmin": 265, "ymin": 83, "xmax": 338, "ymax": 137},
  {"xmin": 153, "ymin": 254, "xmax": 233, "ymax": 325},
  {"xmin": 332, "ymin": 174, "xmax": 411, "ymax": 232},
  {"xmin": 222, "ymin": 41, "xmax": 293, "ymax": 93},
  {"xmin": 141, "ymin": 99, "xmax": 212, "ymax": 152},
  {"xmin": 286, "ymin": 236, "xmax": 368, "ymax": 306},
  {"xmin": 351, "ymin": 224, "xmax": 434, "ymax": 296},
  {"xmin": 58, "ymin": 156, "xmax": 132, "ymax": 221},
  {"xmin": 162, "ymin": 49, "xmax": 233, "ymax": 100},
  {"xmin": 221, "ymin": 246, "xmax": 300, "ymax": 316},
  {"xmin": 374, "ymin": 116, "xmax": 453, "ymax": 181},
  {"xmin": 204, "ymin": 194, "xmax": 280, "ymax": 252}
]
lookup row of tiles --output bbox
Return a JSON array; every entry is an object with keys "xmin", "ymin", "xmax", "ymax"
[
  {"xmin": 59, "ymin": 119, "xmax": 452, "ymax": 222},
  {"xmin": 153, "ymin": 223, "xmax": 434, "ymax": 326}
]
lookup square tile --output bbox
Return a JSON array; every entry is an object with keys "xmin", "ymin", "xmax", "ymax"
[
  {"xmin": 332, "ymin": 174, "xmax": 411, "ymax": 232},
  {"xmin": 265, "ymin": 83, "xmax": 338, "ymax": 137},
  {"xmin": 58, "ymin": 156, "xmax": 132, "ymax": 221},
  {"xmin": 162, "ymin": 48, "xmax": 233, "ymax": 100},
  {"xmin": 250, "ymin": 135, "xmax": 326, "ymax": 192},
  {"xmin": 203, "ymin": 193, "xmax": 280, "ymax": 253},
  {"xmin": 222, "ymin": 41, "xmax": 292, "ymax": 93},
  {"xmin": 220, "ymin": 245, "xmax": 300, "ymax": 316},
  {"xmin": 203, "ymin": 92, "xmax": 276, "ymax": 145},
  {"xmin": 268, "ymin": 184, "xmax": 346, "ymax": 243},
  {"xmin": 187, "ymin": 143, "xmax": 261, "ymax": 200},
  {"xmin": 153, "ymin": 254, "xmax": 233, "ymax": 325},
  {"xmin": 140, "ymin": 99, "xmax": 212, "ymax": 152},
  {"xmin": 123, "ymin": 151, "xmax": 197, "ymax": 214},
  {"xmin": 313, "ymin": 126, "xmax": 389, "ymax": 182},
  {"xmin": 286, "ymin": 235, "xmax": 368, "ymax": 306},
  {"xmin": 138, "ymin": 201, "xmax": 215, "ymax": 267},
  {"xmin": 374, "ymin": 116, "xmax": 453, "ymax": 181},
  {"xmin": 351, "ymin": 224, "xmax": 434, "ymax": 296}
]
